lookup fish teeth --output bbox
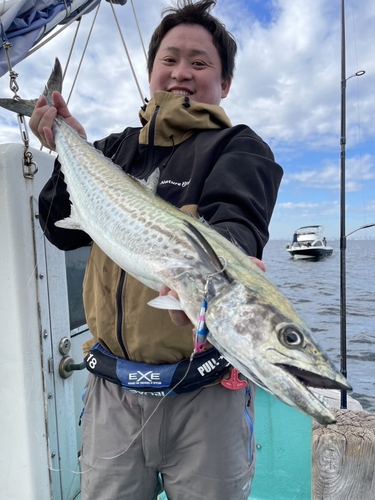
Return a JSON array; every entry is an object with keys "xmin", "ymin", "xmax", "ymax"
[{"xmin": 313, "ymin": 391, "xmax": 330, "ymax": 408}]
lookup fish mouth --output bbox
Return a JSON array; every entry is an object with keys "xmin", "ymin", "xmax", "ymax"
[
  {"xmin": 208, "ymin": 336, "xmax": 345, "ymax": 425},
  {"xmin": 276, "ymin": 363, "xmax": 352, "ymax": 391}
]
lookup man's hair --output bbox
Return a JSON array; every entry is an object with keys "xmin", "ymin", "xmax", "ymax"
[{"xmin": 147, "ymin": 0, "xmax": 237, "ymax": 81}]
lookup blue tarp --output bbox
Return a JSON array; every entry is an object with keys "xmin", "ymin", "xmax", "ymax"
[{"xmin": 0, "ymin": 0, "xmax": 126, "ymax": 77}]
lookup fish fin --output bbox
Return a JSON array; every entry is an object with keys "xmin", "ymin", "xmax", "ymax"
[
  {"xmin": 182, "ymin": 221, "xmax": 231, "ymax": 282},
  {"xmin": 42, "ymin": 58, "xmax": 63, "ymax": 106},
  {"xmin": 135, "ymin": 168, "xmax": 160, "ymax": 194},
  {"xmin": 198, "ymin": 215, "xmax": 210, "ymax": 226},
  {"xmin": 55, "ymin": 217, "xmax": 82, "ymax": 230},
  {"xmin": 147, "ymin": 295, "xmax": 184, "ymax": 310},
  {"xmin": 0, "ymin": 97, "xmax": 38, "ymax": 117},
  {"xmin": 54, "ymin": 205, "xmax": 82, "ymax": 230},
  {"xmin": 0, "ymin": 58, "xmax": 63, "ymax": 117}
]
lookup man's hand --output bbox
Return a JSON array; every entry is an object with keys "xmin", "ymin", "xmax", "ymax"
[
  {"xmin": 250, "ymin": 256, "xmax": 266, "ymax": 272},
  {"xmin": 160, "ymin": 256, "xmax": 266, "ymax": 327},
  {"xmin": 29, "ymin": 91, "xmax": 87, "ymax": 150},
  {"xmin": 159, "ymin": 285, "xmax": 192, "ymax": 326}
]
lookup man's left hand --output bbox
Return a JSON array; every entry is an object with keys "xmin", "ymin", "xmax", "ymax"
[{"xmin": 159, "ymin": 256, "xmax": 266, "ymax": 326}]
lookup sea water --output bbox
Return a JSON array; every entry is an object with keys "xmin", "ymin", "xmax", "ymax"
[{"xmin": 263, "ymin": 239, "xmax": 375, "ymax": 413}]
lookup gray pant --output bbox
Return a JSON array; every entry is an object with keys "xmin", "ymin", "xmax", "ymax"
[{"xmin": 80, "ymin": 374, "xmax": 256, "ymax": 500}]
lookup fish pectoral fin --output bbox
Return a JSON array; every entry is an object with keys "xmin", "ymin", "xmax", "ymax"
[
  {"xmin": 147, "ymin": 295, "xmax": 184, "ymax": 310},
  {"xmin": 134, "ymin": 168, "xmax": 160, "ymax": 194},
  {"xmin": 54, "ymin": 205, "xmax": 82, "ymax": 230},
  {"xmin": 182, "ymin": 221, "xmax": 231, "ymax": 282},
  {"xmin": 55, "ymin": 216, "xmax": 82, "ymax": 230}
]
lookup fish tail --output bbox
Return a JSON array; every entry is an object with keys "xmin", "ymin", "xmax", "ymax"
[
  {"xmin": 42, "ymin": 58, "xmax": 63, "ymax": 106},
  {"xmin": 0, "ymin": 58, "xmax": 63, "ymax": 117}
]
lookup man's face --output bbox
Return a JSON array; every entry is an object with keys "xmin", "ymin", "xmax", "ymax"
[{"xmin": 149, "ymin": 24, "xmax": 231, "ymax": 105}]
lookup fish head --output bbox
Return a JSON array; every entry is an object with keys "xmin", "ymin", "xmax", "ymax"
[{"xmin": 205, "ymin": 281, "xmax": 351, "ymax": 424}]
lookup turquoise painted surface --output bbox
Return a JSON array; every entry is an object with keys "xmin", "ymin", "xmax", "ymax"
[
  {"xmin": 250, "ymin": 388, "xmax": 312, "ymax": 499},
  {"xmin": 158, "ymin": 388, "xmax": 312, "ymax": 500}
]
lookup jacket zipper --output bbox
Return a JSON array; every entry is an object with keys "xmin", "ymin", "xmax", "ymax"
[
  {"xmin": 141, "ymin": 105, "xmax": 159, "ymax": 178},
  {"xmin": 115, "ymin": 105, "xmax": 160, "ymax": 359},
  {"xmin": 149, "ymin": 105, "xmax": 159, "ymax": 149},
  {"xmin": 116, "ymin": 269, "xmax": 129, "ymax": 359}
]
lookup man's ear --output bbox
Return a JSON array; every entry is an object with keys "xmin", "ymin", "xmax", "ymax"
[{"xmin": 221, "ymin": 77, "xmax": 232, "ymax": 99}]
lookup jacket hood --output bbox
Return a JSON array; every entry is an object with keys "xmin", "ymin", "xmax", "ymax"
[{"xmin": 138, "ymin": 91, "xmax": 232, "ymax": 146}]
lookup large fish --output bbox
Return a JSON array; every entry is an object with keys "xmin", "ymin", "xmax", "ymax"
[{"xmin": 0, "ymin": 59, "xmax": 351, "ymax": 425}]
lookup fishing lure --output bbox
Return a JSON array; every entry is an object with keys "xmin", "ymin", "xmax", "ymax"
[{"xmin": 193, "ymin": 258, "xmax": 227, "ymax": 354}]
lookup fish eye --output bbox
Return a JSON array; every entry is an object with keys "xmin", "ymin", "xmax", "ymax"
[{"xmin": 278, "ymin": 326, "xmax": 303, "ymax": 348}]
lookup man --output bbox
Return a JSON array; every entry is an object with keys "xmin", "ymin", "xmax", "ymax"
[{"xmin": 30, "ymin": 1, "xmax": 283, "ymax": 499}]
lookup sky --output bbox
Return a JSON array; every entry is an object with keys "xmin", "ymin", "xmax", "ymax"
[{"xmin": 0, "ymin": 0, "xmax": 374, "ymax": 240}]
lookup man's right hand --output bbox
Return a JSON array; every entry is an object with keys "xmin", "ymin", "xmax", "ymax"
[{"xmin": 29, "ymin": 91, "xmax": 87, "ymax": 150}]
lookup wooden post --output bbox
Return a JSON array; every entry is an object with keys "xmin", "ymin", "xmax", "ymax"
[{"xmin": 313, "ymin": 409, "xmax": 375, "ymax": 499}]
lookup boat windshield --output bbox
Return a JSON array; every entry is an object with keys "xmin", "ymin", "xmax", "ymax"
[{"xmin": 296, "ymin": 225, "xmax": 324, "ymax": 236}]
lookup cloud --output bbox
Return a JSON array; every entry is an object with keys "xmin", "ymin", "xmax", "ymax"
[
  {"xmin": 1, "ymin": 0, "xmax": 374, "ymax": 148},
  {"xmin": 285, "ymin": 154, "xmax": 375, "ymax": 191},
  {"xmin": 224, "ymin": 0, "xmax": 375, "ymax": 153},
  {"xmin": 278, "ymin": 201, "xmax": 332, "ymax": 210},
  {"xmin": 0, "ymin": 0, "xmax": 374, "ymax": 240}
]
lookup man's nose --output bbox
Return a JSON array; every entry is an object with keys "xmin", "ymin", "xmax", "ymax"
[{"xmin": 171, "ymin": 61, "xmax": 192, "ymax": 81}]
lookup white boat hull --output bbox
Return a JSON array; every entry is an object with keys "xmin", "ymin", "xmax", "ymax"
[{"xmin": 287, "ymin": 246, "xmax": 333, "ymax": 259}]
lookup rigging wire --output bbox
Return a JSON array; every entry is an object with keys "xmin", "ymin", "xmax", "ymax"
[
  {"xmin": 3, "ymin": 0, "xmax": 147, "ymax": 113},
  {"xmin": 62, "ymin": 17, "xmax": 82, "ymax": 82},
  {"xmin": 108, "ymin": 0, "xmax": 145, "ymax": 103},
  {"xmin": 130, "ymin": 0, "xmax": 147, "ymax": 62},
  {"xmin": 26, "ymin": 0, "xmax": 100, "ymax": 58},
  {"xmin": 347, "ymin": 0, "xmax": 368, "ymax": 230},
  {"xmin": 345, "ymin": 2, "xmax": 374, "ymax": 358},
  {"xmin": 66, "ymin": 2, "xmax": 101, "ymax": 105},
  {"xmin": 63, "ymin": 0, "xmax": 147, "ymax": 105}
]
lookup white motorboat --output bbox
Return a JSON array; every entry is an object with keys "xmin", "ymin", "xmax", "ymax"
[{"xmin": 286, "ymin": 225, "xmax": 333, "ymax": 259}]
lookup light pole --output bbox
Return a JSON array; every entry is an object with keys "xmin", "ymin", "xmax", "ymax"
[
  {"xmin": 340, "ymin": 0, "xmax": 365, "ymax": 409},
  {"xmin": 345, "ymin": 223, "xmax": 375, "ymax": 239}
]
